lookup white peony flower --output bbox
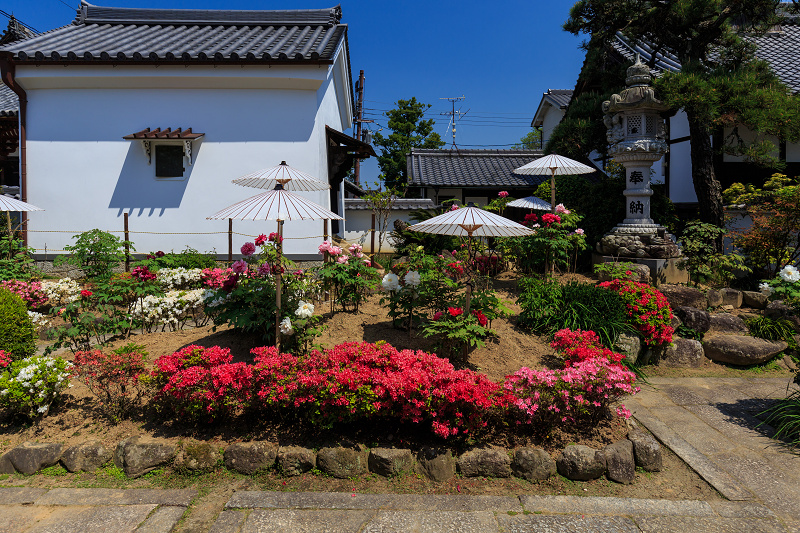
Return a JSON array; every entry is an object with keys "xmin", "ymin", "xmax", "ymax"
[
  {"xmin": 759, "ymin": 282, "xmax": 774, "ymax": 295},
  {"xmin": 295, "ymin": 301, "xmax": 314, "ymax": 319},
  {"xmin": 279, "ymin": 317, "xmax": 294, "ymax": 335},
  {"xmin": 778, "ymin": 265, "xmax": 800, "ymax": 283},
  {"xmin": 404, "ymin": 271, "xmax": 421, "ymax": 288},
  {"xmin": 381, "ymin": 273, "xmax": 400, "ymax": 292}
]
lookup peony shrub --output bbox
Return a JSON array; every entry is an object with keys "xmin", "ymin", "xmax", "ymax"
[
  {"xmin": 151, "ymin": 345, "xmax": 252, "ymax": 421},
  {"xmin": 251, "ymin": 341, "xmax": 508, "ymax": 438},
  {"xmin": 599, "ymin": 279, "xmax": 673, "ymax": 346},
  {"xmin": 761, "ymin": 264, "xmax": 800, "ymax": 313}
]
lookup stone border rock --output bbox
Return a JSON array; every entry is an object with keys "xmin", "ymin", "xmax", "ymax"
[{"xmin": 0, "ymin": 433, "xmax": 662, "ymax": 486}]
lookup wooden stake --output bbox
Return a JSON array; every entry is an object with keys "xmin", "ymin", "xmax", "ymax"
[
  {"xmin": 228, "ymin": 218, "xmax": 233, "ymax": 265},
  {"xmin": 275, "ymin": 219, "xmax": 284, "ymax": 351},
  {"xmin": 124, "ymin": 212, "xmax": 130, "ymax": 272}
]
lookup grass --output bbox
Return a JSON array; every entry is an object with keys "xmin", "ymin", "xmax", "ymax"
[{"xmin": 759, "ymin": 389, "xmax": 800, "ymax": 447}]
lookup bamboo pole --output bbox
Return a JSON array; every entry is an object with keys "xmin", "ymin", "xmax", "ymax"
[
  {"xmin": 123, "ymin": 212, "xmax": 130, "ymax": 272},
  {"xmin": 275, "ymin": 219, "xmax": 284, "ymax": 351},
  {"xmin": 227, "ymin": 218, "xmax": 233, "ymax": 265}
]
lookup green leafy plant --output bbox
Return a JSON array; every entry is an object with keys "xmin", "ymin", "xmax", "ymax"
[
  {"xmin": 517, "ymin": 277, "xmax": 632, "ymax": 348},
  {"xmin": 132, "ymin": 247, "xmax": 217, "ymax": 271},
  {"xmin": 318, "ymin": 242, "xmax": 378, "ymax": 313},
  {"xmin": 745, "ymin": 316, "xmax": 798, "ymax": 350},
  {"xmin": 422, "ymin": 306, "xmax": 493, "ymax": 360},
  {"xmin": 678, "ymin": 220, "xmax": 750, "ymax": 286},
  {"xmin": 0, "ymin": 233, "xmax": 39, "ymax": 281},
  {"xmin": 278, "ymin": 301, "xmax": 325, "ymax": 357},
  {"xmin": 675, "ymin": 325, "xmax": 704, "ymax": 342},
  {"xmin": 759, "ymin": 390, "xmax": 800, "ymax": 448},
  {"xmin": 55, "ymin": 229, "xmax": 134, "ymax": 279},
  {"xmin": 0, "ymin": 355, "xmax": 72, "ymax": 419},
  {"xmin": 593, "ymin": 261, "xmax": 639, "ymax": 282},
  {"xmin": 0, "ymin": 288, "xmax": 36, "ymax": 361}
]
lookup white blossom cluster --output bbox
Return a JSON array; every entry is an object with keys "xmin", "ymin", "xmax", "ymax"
[
  {"xmin": 27, "ymin": 310, "xmax": 51, "ymax": 330},
  {"xmin": 295, "ymin": 301, "xmax": 314, "ymax": 319},
  {"xmin": 203, "ymin": 289, "xmax": 230, "ymax": 309},
  {"xmin": 40, "ymin": 278, "xmax": 82, "ymax": 306},
  {"xmin": 280, "ymin": 317, "xmax": 294, "ymax": 335},
  {"xmin": 157, "ymin": 268, "xmax": 203, "ymax": 290},
  {"xmin": 0, "ymin": 356, "xmax": 72, "ymax": 417},
  {"xmin": 381, "ymin": 271, "xmax": 421, "ymax": 292},
  {"xmin": 132, "ymin": 288, "xmax": 208, "ymax": 330}
]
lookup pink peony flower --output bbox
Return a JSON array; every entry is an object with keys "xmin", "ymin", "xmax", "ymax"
[
  {"xmin": 498, "ymin": 191, "xmax": 509, "ymax": 198},
  {"xmin": 575, "ymin": 228, "xmax": 585, "ymax": 235},
  {"xmin": 255, "ymin": 234, "xmax": 267, "ymax": 246},
  {"xmin": 241, "ymin": 242, "xmax": 256, "ymax": 256},
  {"xmin": 555, "ymin": 203, "xmax": 571, "ymax": 215},
  {"xmin": 337, "ymin": 255, "xmax": 349, "ymax": 264},
  {"xmin": 232, "ymin": 260, "xmax": 248, "ymax": 274},
  {"xmin": 449, "ymin": 204, "xmax": 459, "ymax": 211},
  {"xmin": 433, "ymin": 311, "xmax": 443, "ymax": 321},
  {"xmin": 257, "ymin": 263, "xmax": 272, "ymax": 276}
]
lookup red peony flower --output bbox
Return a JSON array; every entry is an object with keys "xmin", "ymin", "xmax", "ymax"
[
  {"xmin": 255, "ymin": 234, "xmax": 267, "ymax": 246},
  {"xmin": 80, "ymin": 289, "xmax": 93, "ymax": 298},
  {"xmin": 448, "ymin": 307, "xmax": 463, "ymax": 317}
]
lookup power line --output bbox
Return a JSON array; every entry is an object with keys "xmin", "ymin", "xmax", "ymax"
[{"xmin": 0, "ymin": 9, "xmax": 40, "ymax": 34}]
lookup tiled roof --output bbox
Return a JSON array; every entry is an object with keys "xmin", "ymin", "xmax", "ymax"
[
  {"xmin": 0, "ymin": 83, "xmax": 18, "ymax": 117},
  {"xmin": 0, "ymin": 1, "xmax": 346, "ymax": 63},
  {"xmin": 408, "ymin": 149, "xmax": 550, "ymax": 188},
  {"xmin": 123, "ymin": 127, "xmax": 204, "ymax": 140},
  {"xmin": 612, "ymin": 15, "xmax": 800, "ymax": 93},
  {"xmin": 345, "ymin": 198, "xmax": 435, "ymax": 211},
  {"xmin": 531, "ymin": 89, "xmax": 573, "ymax": 127}
]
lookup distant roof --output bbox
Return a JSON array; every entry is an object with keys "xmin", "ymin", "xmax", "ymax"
[
  {"xmin": 0, "ymin": 84, "xmax": 18, "ymax": 117},
  {"xmin": 531, "ymin": 89, "xmax": 573, "ymax": 127},
  {"xmin": 0, "ymin": 1, "xmax": 346, "ymax": 64},
  {"xmin": 408, "ymin": 149, "xmax": 551, "ymax": 189},
  {"xmin": 345, "ymin": 197, "xmax": 435, "ymax": 211},
  {"xmin": 611, "ymin": 13, "xmax": 800, "ymax": 93}
]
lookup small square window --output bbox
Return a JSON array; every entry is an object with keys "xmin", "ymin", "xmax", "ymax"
[{"xmin": 155, "ymin": 145, "xmax": 184, "ymax": 178}]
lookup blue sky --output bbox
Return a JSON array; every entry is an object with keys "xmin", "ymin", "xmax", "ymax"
[{"xmin": 2, "ymin": 0, "xmax": 588, "ymax": 186}]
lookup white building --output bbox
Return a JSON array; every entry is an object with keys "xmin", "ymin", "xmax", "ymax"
[{"xmin": 0, "ymin": 2, "xmax": 373, "ymax": 260}]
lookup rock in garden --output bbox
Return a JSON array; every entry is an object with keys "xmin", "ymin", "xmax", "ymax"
[
  {"xmin": 673, "ymin": 306, "xmax": 711, "ymax": 333},
  {"xmin": 175, "ymin": 442, "xmax": 219, "ymax": 472},
  {"xmin": 705, "ymin": 289, "xmax": 723, "ymax": 308},
  {"xmin": 604, "ymin": 440, "xmax": 635, "ymax": 484},
  {"xmin": 0, "ymin": 453, "xmax": 14, "ymax": 474},
  {"xmin": 765, "ymin": 301, "xmax": 792, "ymax": 319},
  {"xmin": 661, "ymin": 338, "xmax": 704, "ymax": 367},
  {"xmin": 742, "ymin": 291, "xmax": 769, "ymax": 309},
  {"xmin": 368, "ymin": 448, "xmax": 413, "ymax": 477},
  {"xmin": 659, "ymin": 285, "xmax": 707, "ymax": 309},
  {"xmin": 277, "ymin": 446, "xmax": 316, "ymax": 477},
  {"xmin": 61, "ymin": 441, "xmax": 110, "ymax": 473},
  {"xmin": 628, "ymin": 430, "xmax": 662, "ymax": 472},
  {"xmin": 783, "ymin": 355, "xmax": 798, "ymax": 371},
  {"xmin": 224, "ymin": 442, "xmax": 278, "ymax": 475},
  {"xmin": 4, "ymin": 443, "xmax": 63, "ymax": 475},
  {"xmin": 709, "ymin": 313, "xmax": 747, "ymax": 334},
  {"xmin": 670, "ymin": 314, "xmax": 682, "ymax": 329},
  {"xmin": 720, "ymin": 288, "xmax": 743, "ymax": 308},
  {"xmin": 114, "ymin": 436, "xmax": 176, "ymax": 478},
  {"xmin": 703, "ymin": 335, "xmax": 788, "ymax": 366},
  {"xmin": 556, "ymin": 445, "xmax": 606, "ymax": 481},
  {"xmin": 511, "ymin": 448, "xmax": 556, "ymax": 481},
  {"xmin": 614, "ymin": 333, "xmax": 641, "ymax": 365},
  {"xmin": 458, "ymin": 448, "xmax": 512, "ymax": 478},
  {"xmin": 316, "ymin": 446, "xmax": 368, "ymax": 479},
  {"xmin": 638, "ymin": 346, "xmax": 667, "ymax": 366},
  {"xmin": 415, "ymin": 447, "xmax": 455, "ymax": 482}
]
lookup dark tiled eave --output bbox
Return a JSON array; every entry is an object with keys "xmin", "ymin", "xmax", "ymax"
[
  {"xmin": 123, "ymin": 127, "xmax": 203, "ymax": 140},
  {"xmin": 408, "ymin": 149, "xmax": 550, "ymax": 189}
]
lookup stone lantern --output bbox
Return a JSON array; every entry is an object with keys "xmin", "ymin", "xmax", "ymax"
[{"xmin": 597, "ymin": 55, "xmax": 680, "ymax": 262}]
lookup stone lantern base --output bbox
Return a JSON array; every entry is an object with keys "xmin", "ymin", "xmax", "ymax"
[{"xmin": 596, "ymin": 223, "xmax": 680, "ymax": 260}]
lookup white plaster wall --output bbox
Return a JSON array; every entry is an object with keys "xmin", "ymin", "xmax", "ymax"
[
  {"xmin": 541, "ymin": 106, "xmax": 565, "ymax": 147},
  {"xmin": 721, "ymin": 127, "xmax": 779, "ymax": 163},
  {"xmin": 343, "ymin": 209, "xmax": 419, "ymax": 252},
  {"xmin": 18, "ymin": 61, "xmax": 350, "ymax": 258}
]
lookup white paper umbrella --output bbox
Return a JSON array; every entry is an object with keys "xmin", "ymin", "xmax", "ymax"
[
  {"xmin": 407, "ymin": 206, "xmax": 533, "ymax": 238},
  {"xmin": 513, "ymin": 154, "xmax": 595, "ymax": 213},
  {"xmin": 507, "ymin": 195, "xmax": 552, "ymax": 211},
  {"xmin": 207, "ymin": 186, "xmax": 343, "ymax": 221},
  {"xmin": 232, "ymin": 161, "xmax": 330, "ymax": 192},
  {"xmin": 0, "ymin": 195, "xmax": 43, "ymax": 212}
]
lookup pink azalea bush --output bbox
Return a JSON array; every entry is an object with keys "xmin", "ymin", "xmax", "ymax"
[
  {"xmin": 151, "ymin": 345, "xmax": 253, "ymax": 421},
  {"xmin": 0, "ymin": 350, "xmax": 10, "ymax": 368},
  {"xmin": 201, "ymin": 267, "xmax": 235, "ymax": 288},
  {"xmin": 0, "ymin": 280, "xmax": 48, "ymax": 309},
  {"xmin": 599, "ymin": 279, "xmax": 674, "ymax": 346},
  {"xmin": 251, "ymin": 341, "xmax": 508, "ymax": 438},
  {"xmin": 505, "ymin": 329, "xmax": 639, "ymax": 426},
  {"xmin": 73, "ymin": 347, "xmax": 147, "ymax": 419}
]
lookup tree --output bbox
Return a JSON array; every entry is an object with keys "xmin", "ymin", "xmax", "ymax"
[
  {"xmin": 563, "ymin": 0, "xmax": 800, "ymax": 244},
  {"xmin": 372, "ymin": 98, "xmax": 445, "ymax": 190},
  {"xmin": 513, "ymin": 128, "xmax": 543, "ymax": 150},
  {"xmin": 361, "ymin": 188, "xmax": 398, "ymax": 255}
]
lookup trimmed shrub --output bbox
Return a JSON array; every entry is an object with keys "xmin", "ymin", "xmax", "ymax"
[{"xmin": 0, "ymin": 288, "xmax": 37, "ymax": 361}]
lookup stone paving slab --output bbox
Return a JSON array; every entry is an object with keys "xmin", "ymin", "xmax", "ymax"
[
  {"xmin": 497, "ymin": 514, "xmax": 640, "ymax": 533},
  {"xmin": 0, "ymin": 487, "xmax": 48, "ymax": 505},
  {"xmin": 708, "ymin": 500, "xmax": 777, "ymax": 518},
  {"xmin": 518, "ymin": 495, "xmax": 714, "ymax": 517},
  {"xmin": 134, "ymin": 506, "xmax": 187, "ymax": 533},
  {"xmin": 226, "ymin": 491, "xmax": 523, "ymax": 512},
  {"xmin": 209, "ymin": 510, "xmax": 247, "ymax": 533},
  {"xmin": 657, "ymin": 385, "xmax": 711, "ymax": 406},
  {"xmin": 629, "ymin": 400, "xmax": 753, "ymax": 501},
  {"xmin": 632, "ymin": 515, "xmax": 790, "ymax": 532},
  {"xmin": 362, "ymin": 510, "xmax": 498, "ymax": 533},
  {"xmin": 0, "ymin": 505, "xmax": 52, "ymax": 533},
  {"xmin": 26, "ymin": 504, "xmax": 157, "ymax": 533},
  {"xmin": 35, "ymin": 488, "xmax": 196, "ymax": 507},
  {"xmin": 646, "ymin": 405, "xmax": 733, "ymax": 455},
  {"xmin": 240, "ymin": 509, "xmax": 375, "ymax": 533}
]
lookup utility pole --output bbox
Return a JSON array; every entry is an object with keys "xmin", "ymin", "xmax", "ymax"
[
  {"xmin": 353, "ymin": 70, "xmax": 373, "ymax": 186},
  {"xmin": 440, "ymin": 95, "xmax": 467, "ymax": 148}
]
